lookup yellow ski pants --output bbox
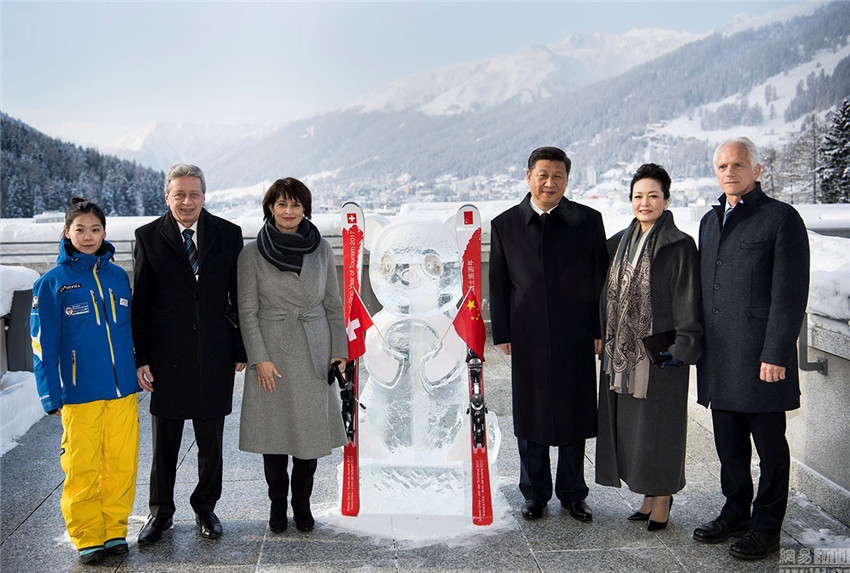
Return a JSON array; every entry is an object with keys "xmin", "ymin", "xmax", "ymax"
[{"xmin": 59, "ymin": 393, "xmax": 139, "ymax": 549}]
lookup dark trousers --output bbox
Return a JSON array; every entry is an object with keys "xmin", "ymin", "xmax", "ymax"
[
  {"xmin": 712, "ymin": 409, "xmax": 790, "ymax": 535},
  {"xmin": 149, "ymin": 414, "xmax": 225, "ymax": 519},
  {"xmin": 517, "ymin": 438, "xmax": 588, "ymax": 503},
  {"xmin": 263, "ymin": 454, "xmax": 317, "ymax": 513}
]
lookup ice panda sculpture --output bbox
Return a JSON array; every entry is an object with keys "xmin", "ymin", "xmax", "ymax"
[{"xmin": 357, "ymin": 218, "xmax": 471, "ymax": 512}]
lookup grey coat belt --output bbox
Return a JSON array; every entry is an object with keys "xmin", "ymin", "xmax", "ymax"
[{"xmin": 296, "ymin": 304, "xmax": 332, "ymax": 379}]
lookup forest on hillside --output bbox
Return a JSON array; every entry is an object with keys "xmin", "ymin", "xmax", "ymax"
[{"xmin": 0, "ymin": 113, "xmax": 164, "ymax": 218}]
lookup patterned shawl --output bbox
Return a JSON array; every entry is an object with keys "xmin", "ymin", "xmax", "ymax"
[{"xmin": 602, "ymin": 212, "xmax": 666, "ymax": 399}]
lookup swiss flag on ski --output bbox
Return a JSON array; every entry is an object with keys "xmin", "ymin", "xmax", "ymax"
[
  {"xmin": 453, "ymin": 288, "xmax": 485, "ymax": 359},
  {"xmin": 346, "ymin": 291, "xmax": 373, "ymax": 361},
  {"xmin": 341, "ymin": 201, "xmax": 365, "ymax": 517}
]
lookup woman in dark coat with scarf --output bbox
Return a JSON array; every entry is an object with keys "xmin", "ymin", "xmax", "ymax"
[
  {"xmin": 595, "ymin": 164, "xmax": 702, "ymax": 531},
  {"xmin": 237, "ymin": 178, "xmax": 347, "ymax": 534}
]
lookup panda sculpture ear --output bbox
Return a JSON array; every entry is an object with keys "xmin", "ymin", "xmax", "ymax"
[{"xmin": 364, "ymin": 214, "xmax": 390, "ymax": 252}]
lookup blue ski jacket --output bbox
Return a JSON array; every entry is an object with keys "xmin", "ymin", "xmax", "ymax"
[{"xmin": 30, "ymin": 239, "xmax": 140, "ymax": 412}]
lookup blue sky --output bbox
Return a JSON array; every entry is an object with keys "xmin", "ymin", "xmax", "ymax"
[{"xmin": 1, "ymin": 1, "xmax": 802, "ymax": 147}]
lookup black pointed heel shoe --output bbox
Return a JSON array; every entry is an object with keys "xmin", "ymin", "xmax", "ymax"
[
  {"xmin": 628, "ymin": 495, "xmax": 654, "ymax": 521},
  {"xmin": 647, "ymin": 496, "xmax": 673, "ymax": 531}
]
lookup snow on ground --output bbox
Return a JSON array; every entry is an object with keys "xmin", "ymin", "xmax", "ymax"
[
  {"xmin": 0, "ymin": 370, "xmax": 43, "ymax": 456},
  {"xmin": 0, "ymin": 266, "xmax": 43, "ymax": 455},
  {"xmin": 318, "ymin": 488, "xmax": 515, "ymax": 546},
  {"xmin": 1, "ymin": 265, "xmax": 39, "ymax": 316},
  {"xmin": 808, "ymin": 232, "xmax": 850, "ymax": 322}
]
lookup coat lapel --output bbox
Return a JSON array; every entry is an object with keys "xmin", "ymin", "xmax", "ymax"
[
  {"xmin": 159, "ymin": 212, "xmax": 188, "ymax": 260},
  {"xmin": 197, "ymin": 209, "xmax": 220, "ymax": 271}
]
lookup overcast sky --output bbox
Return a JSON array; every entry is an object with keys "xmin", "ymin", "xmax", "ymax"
[{"xmin": 2, "ymin": 1, "xmax": 806, "ymax": 148}]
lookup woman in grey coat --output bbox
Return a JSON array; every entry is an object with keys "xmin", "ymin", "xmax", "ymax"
[
  {"xmin": 237, "ymin": 178, "xmax": 347, "ymax": 533},
  {"xmin": 595, "ymin": 164, "xmax": 702, "ymax": 531}
]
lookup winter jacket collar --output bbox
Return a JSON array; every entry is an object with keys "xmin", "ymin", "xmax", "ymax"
[
  {"xmin": 519, "ymin": 193, "xmax": 587, "ymax": 226},
  {"xmin": 712, "ymin": 181, "xmax": 767, "ymax": 223},
  {"xmin": 57, "ymin": 238, "xmax": 115, "ymax": 270}
]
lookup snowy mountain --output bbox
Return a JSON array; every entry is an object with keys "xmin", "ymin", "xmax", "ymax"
[
  {"xmin": 344, "ymin": 29, "xmax": 700, "ymax": 115},
  {"xmin": 104, "ymin": 28, "xmax": 699, "ymax": 173},
  {"xmin": 103, "ymin": 122, "xmax": 278, "ymax": 174},
  {"xmin": 102, "ymin": 2, "xmax": 849, "ymax": 195}
]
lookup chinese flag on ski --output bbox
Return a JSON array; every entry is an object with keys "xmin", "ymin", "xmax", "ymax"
[
  {"xmin": 453, "ymin": 289, "xmax": 485, "ymax": 359},
  {"xmin": 346, "ymin": 292, "xmax": 373, "ymax": 360}
]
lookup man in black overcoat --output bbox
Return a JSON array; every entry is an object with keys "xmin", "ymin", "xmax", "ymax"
[
  {"xmin": 489, "ymin": 146, "xmax": 608, "ymax": 522},
  {"xmin": 132, "ymin": 164, "xmax": 246, "ymax": 543},
  {"xmin": 694, "ymin": 138, "xmax": 809, "ymax": 560}
]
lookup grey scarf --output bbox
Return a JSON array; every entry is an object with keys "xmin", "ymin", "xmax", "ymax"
[{"xmin": 256, "ymin": 218, "xmax": 320, "ymax": 274}]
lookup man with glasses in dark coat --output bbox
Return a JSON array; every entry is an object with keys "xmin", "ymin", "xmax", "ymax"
[{"xmin": 133, "ymin": 164, "xmax": 246, "ymax": 544}]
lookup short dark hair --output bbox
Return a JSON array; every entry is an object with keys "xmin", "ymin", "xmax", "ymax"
[
  {"xmin": 629, "ymin": 163, "xmax": 671, "ymax": 200},
  {"xmin": 528, "ymin": 146, "xmax": 571, "ymax": 176},
  {"xmin": 64, "ymin": 196, "xmax": 106, "ymax": 229},
  {"xmin": 262, "ymin": 178, "xmax": 312, "ymax": 221}
]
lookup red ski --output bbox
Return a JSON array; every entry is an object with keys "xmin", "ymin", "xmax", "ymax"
[
  {"xmin": 456, "ymin": 204, "xmax": 493, "ymax": 526},
  {"xmin": 340, "ymin": 202, "xmax": 365, "ymax": 516}
]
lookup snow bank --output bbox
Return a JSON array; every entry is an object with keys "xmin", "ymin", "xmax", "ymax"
[
  {"xmin": 808, "ymin": 232, "xmax": 850, "ymax": 322},
  {"xmin": 0, "ymin": 370, "xmax": 44, "ymax": 456},
  {"xmin": 1, "ymin": 265, "xmax": 39, "ymax": 316}
]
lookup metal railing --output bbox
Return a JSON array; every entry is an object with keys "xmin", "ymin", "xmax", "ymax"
[{"xmin": 799, "ymin": 313, "xmax": 829, "ymax": 375}]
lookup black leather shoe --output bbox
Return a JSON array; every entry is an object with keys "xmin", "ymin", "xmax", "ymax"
[
  {"xmin": 564, "ymin": 499, "xmax": 593, "ymax": 522},
  {"xmin": 693, "ymin": 516, "xmax": 749, "ymax": 544},
  {"xmin": 269, "ymin": 500, "xmax": 288, "ymax": 534},
  {"xmin": 627, "ymin": 510, "xmax": 651, "ymax": 521},
  {"xmin": 138, "ymin": 515, "xmax": 173, "ymax": 545},
  {"xmin": 729, "ymin": 530, "xmax": 781, "ymax": 560},
  {"xmin": 195, "ymin": 511, "xmax": 223, "ymax": 539},
  {"xmin": 521, "ymin": 499, "xmax": 546, "ymax": 520}
]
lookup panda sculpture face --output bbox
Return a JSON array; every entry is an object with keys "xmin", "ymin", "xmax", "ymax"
[{"xmin": 369, "ymin": 220, "xmax": 460, "ymax": 316}]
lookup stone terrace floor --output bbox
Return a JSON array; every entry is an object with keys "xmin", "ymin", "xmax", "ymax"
[{"xmin": 2, "ymin": 337, "xmax": 848, "ymax": 572}]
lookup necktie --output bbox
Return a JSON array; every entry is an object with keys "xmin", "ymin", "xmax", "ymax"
[
  {"xmin": 723, "ymin": 205, "xmax": 734, "ymax": 227},
  {"xmin": 183, "ymin": 229, "xmax": 198, "ymax": 274}
]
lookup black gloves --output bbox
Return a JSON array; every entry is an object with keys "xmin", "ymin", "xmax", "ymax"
[{"xmin": 656, "ymin": 350, "xmax": 685, "ymax": 368}]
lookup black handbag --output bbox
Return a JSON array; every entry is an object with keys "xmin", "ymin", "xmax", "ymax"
[{"xmin": 641, "ymin": 330, "xmax": 676, "ymax": 364}]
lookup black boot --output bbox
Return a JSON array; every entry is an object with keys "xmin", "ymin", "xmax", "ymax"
[
  {"xmin": 291, "ymin": 457, "xmax": 317, "ymax": 532},
  {"xmin": 269, "ymin": 499, "xmax": 287, "ymax": 533},
  {"xmin": 291, "ymin": 501, "xmax": 314, "ymax": 532}
]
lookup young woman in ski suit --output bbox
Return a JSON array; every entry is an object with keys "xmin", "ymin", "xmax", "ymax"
[{"xmin": 30, "ymin": 198, "xmax": 140, "ymax": 564}]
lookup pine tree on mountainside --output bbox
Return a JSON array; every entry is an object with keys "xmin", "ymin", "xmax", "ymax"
[
  {"xmin": 0, "ymin": 112, "xmax": 165, "ymax": 218},
  {"xmin": 818, "ymin": 99, "xmax": 850, "ymax": 204}
]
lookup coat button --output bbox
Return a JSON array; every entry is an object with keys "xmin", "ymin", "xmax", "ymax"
[
  {"xmin": 714, "ymin": 284, "xmax": 721, "ymax": 290},
  {"xmin": 716, "ymin": 260, "xmax": 723, "ymax": 266},
  {"xmin": 192, "ymin": 323, "xmax": 197, "ymax": 330},
  {"xmin": 712, "ymin": 308, "xmax": 720, "ymax": 315}
]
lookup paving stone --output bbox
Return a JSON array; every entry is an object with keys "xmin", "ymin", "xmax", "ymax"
[{"xmin": 2, "ymin": 337, "xmax": 846, "ymax": 572}]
